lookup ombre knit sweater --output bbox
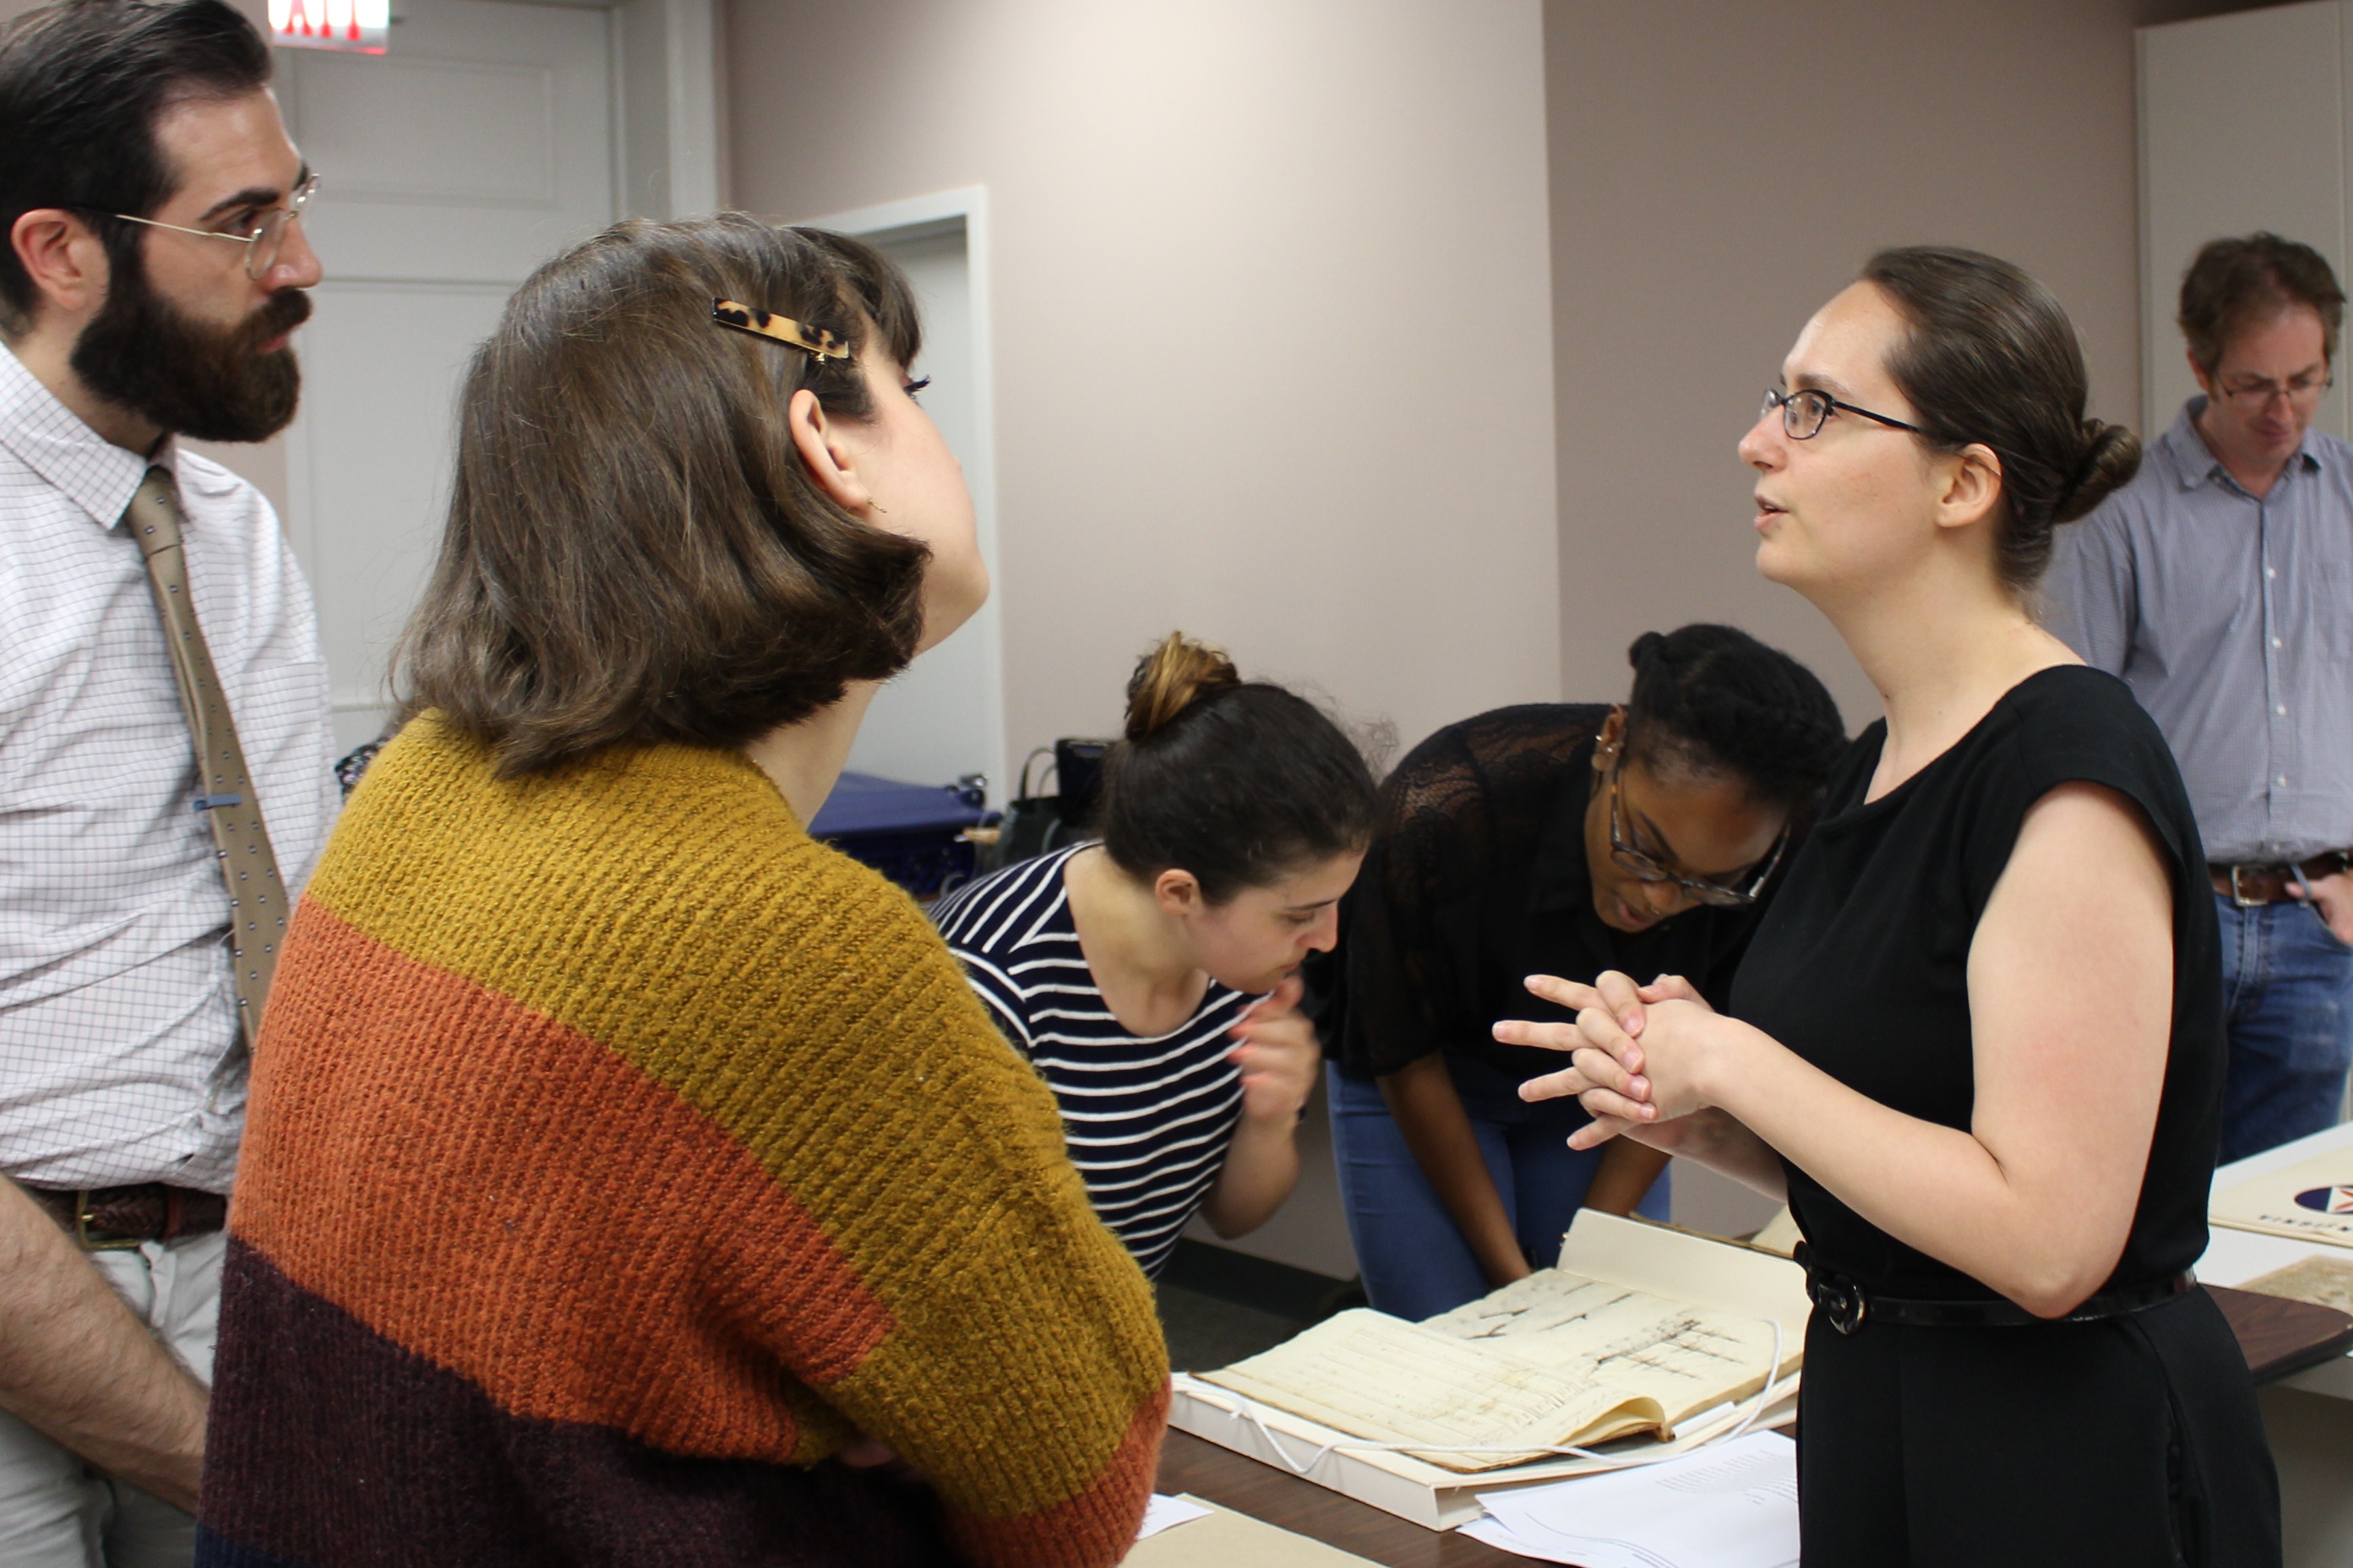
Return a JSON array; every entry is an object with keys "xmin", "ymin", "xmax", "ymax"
[{"xmin": 193, "ymin": 717, "xmax": 1168, "ymax": 1568}]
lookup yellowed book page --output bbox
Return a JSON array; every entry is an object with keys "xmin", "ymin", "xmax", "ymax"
[
  {"xmin": 2212, "ymin": 1148, "xmax": 2353, "ymax": 1249},
  {"xmin": 1120, "ymin": 1498, "xmax": 1383, "ymax": 1568},
  {"xmin": 1197, "ymin": 1309, "xmax": 1664, "ymax": 1473},
  {"xmin": 1423, "ymin": 1270, "xmax": 1785, "ymax": 1430},
  {"xmin": 2239, "ymin": 1255, "xmax": 2353, "ymax": 1313}
]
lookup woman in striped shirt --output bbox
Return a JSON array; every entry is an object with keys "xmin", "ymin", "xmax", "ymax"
[{"xmin": 933, "ymin": 633, "xmax": 1377, "ymax": 1276}]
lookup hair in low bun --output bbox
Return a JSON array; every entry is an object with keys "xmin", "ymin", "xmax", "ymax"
[
  {"xmin": 2054, "ymin": 419, "xmax": 2142, "ymax": 524},
  {"xmin": 1123, "ymin": 632, "xmax": 1242, "ymax": 742},
  {"xmin": 1101, "ymin": 631, "xmax": 1376, "ymax": 903},
  {"xmin": 1861, "ymin": 246, "xmax": 2141, "ymax": 590}
]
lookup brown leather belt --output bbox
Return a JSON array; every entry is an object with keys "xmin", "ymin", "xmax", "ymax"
[
  {"xmin": 22, "ymin": 1182, "xmax": 227, "ymax": 1251},
  {"xmin": 2211, "ymin": 851, "xmax": 2353, "ymax": 908}
]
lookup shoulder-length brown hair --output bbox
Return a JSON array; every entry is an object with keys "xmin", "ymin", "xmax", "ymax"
[{"xmin": 398, "ymin": 213, "xmax": 930, "ymax": 777}]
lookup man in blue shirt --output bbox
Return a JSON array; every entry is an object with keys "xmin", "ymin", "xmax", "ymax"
[{"xmin": 2050, "ymin": 233, "xmax": 2353, "ymax": 1162}]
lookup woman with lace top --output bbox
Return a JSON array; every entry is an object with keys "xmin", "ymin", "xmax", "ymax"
[{"xmin": 1320, "ymin": 625, "xmax": 1846, "ymax": 1319}]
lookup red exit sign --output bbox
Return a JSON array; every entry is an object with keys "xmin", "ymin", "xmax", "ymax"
[{"xmin": 269, "ymin": 0, "xmax": 387, "ymax": 54}]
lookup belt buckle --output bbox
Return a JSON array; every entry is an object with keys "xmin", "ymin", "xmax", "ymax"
[
  {"xmin": 1814, "ymin": 1272, "xmax": 1869, "ymax": 1336},
  {"xmin": 2230, "ymin": 864, "xmax": 2266, "ymax": 909},
  {"xmin": 71, "ymin": 1191, "xmax": 144, "ymax": 1251}
]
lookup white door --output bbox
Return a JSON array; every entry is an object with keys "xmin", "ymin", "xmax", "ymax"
[
  {"xmin": 276, "ymin": 0, "xmax": 616, "ymax": 751},
  {"xmin": 842, "ymin": 216, "xmax": 1008, "ymax": 801}
]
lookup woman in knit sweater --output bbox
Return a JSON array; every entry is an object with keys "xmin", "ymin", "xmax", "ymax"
[{"xmin": 194, "ymin": 216, "xmax": 1168, "ymax": 1568}]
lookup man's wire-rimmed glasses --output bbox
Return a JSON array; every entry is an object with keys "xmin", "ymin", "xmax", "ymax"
[
  {"xmin": 1762, "ymin": 386, "xmax": 1925, "ymax": 441},
  {"xmin": 1604, "ymin": 758, "xmax": 1788, "ymax": 909},
  {"xmin": 106, "ymin": 172, "xmax": 320, "ymax": 281},
  {"xmin": 2214, "ymin": 371, "xmax": 2332, "ymax": 412}
]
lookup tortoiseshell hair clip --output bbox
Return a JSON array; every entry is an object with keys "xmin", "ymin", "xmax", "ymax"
[{"xmin": 711, "ymin": 298, "xmax": 852, "ymax": 362}]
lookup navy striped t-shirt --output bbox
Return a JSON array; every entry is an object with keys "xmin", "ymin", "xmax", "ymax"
[{"xmin": 931, "ymin": 844, "xmax": 1254, "ymax": 1278}]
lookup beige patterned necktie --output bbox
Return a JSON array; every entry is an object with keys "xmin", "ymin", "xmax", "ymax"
[{"xmin": 126, "ymin": 466, "xmax": 285, "ymax": 1050}]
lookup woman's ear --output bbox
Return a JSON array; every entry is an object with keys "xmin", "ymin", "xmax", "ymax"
[
  {"xmin": 1931, "ymin": 442, "xmax": 2005, "ymax": 534},
  {"xmin": 1153, "ymin": 867, "xmax": 1204, "ymax": 918},
  {"xmin": 1595, "ymin": 705, "xmax": 1627, "ymax": 766},
  {"xmin": 785, "ymin": 386, "xmax": 873, "ymax": 514}
]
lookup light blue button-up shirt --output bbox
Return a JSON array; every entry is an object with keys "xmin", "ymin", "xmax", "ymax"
[{"xmin": 2047, "ymin": 398, "xmax": 2353, "ymax": 864}]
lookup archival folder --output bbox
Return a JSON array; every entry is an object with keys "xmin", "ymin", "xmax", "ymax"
[
  {"xmin": 1168, "ymin": 1210, "xmax": 1811, "ymax": 1528},
  {"xmin": 2211, "ymin": 1145, "xmax": 2353, "ymax": 1249}
]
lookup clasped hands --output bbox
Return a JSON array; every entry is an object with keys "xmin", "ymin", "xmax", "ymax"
[{"xmin": 1492, "ymin": 971, "xmax": 1742, "ymax": 1151}]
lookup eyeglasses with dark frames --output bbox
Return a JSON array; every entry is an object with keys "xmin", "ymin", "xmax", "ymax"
[
  {"xmin": 104, "ymin": 172, "xmax": 321, "ymax": 281},
  {"xmin": 1762, "ymin": 386, "xmax": 1925, "ymax": 441},
  {"xmin": 1604, "ymin": 757, "xmax": 1788, "ymax": 909},
  {"xmin": 2214, "ymin": 371, "xmax": 2333, "ymax": 411}
]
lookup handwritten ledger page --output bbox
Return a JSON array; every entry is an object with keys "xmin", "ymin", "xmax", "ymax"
[
  {"xmin": 1198, "ymin": 1309, "xmax": 1666, "ymax": 1471},
  {"xmin": 1423, "ymin": 1270, "xmax": 1794, "ymax": 1429}
]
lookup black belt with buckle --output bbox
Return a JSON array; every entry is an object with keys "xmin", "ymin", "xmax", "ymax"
[
  {"xmin": 21, "ymin": 1182, "xmax": 228, "ymax": 1251},
  {"xmin": 1796, "ymin": 1244, "xmax": 2196, "ymax": 1335}
]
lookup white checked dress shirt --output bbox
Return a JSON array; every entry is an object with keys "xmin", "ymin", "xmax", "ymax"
[{"xmin": 0, "ymin": 344, "xmax": 334, "ymax": 1193}]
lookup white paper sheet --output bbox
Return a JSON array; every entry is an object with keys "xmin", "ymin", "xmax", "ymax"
[
  {"xmin": 1460, "ymin": 1431, "xmax": 1798, "ymax": 1568},
  {"xmin": 1136, "ymin": 1494, "xmax": 1215, "ymax": 1540}
]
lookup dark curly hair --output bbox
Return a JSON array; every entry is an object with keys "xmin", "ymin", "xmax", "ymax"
[{"xmin": 1621, "ymin": 625, "xmax": 1846, "ymax": 811}]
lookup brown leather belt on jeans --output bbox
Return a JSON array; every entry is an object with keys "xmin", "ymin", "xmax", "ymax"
[
  {"xmin": 2211, "ymin": 851, "xmax": 2353, "ymax": 908},
  {"xmin": 22, "ymin": 1182, "xmax": 227, "ymax": 1250}
]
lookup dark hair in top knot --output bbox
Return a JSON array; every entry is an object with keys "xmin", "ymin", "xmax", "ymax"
[
  {"xmin": 1123, "ymin": 632, "xmax": 1243, "ymax": 740},
  {"xmin": 1100, "ymin": 632, "xmax": 1377, "ymax": 903},
  {"xmin": 1623, "ymin": 625, "xmax": 1848, "ymax": 811},
  {"xmin": 1861, "ymin": 246, "xmax": 2142, "ymax": 590}
]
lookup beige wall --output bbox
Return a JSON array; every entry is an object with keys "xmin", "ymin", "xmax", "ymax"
[
  {"xmin": 727, "ymin": 0, "xmax": 1561, "ymax": 768},
  {"xmin": 1546, "ymin": 0, "xmax": 2271, "ymax": 727}
]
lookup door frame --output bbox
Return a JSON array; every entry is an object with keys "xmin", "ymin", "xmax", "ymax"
[
  {"xmin": 803, "ymin": 187, "xmax": 1006, "ymax": 803},
  {"xmin": 610, "ymin": 0, "xmax": 725, "ymax": 221}
]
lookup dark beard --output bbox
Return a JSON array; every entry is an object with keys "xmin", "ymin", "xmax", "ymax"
[{"xmin": 70, "ymin": 256, "xmax": 311, "ymax": 443}]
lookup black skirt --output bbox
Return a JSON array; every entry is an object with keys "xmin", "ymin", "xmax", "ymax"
[{"xmin": 1796, "ymin": 1287, "xmax": 2279, "ymax": 1567}]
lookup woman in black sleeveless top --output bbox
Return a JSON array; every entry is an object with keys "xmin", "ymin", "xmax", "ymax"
[{"xmin": 1505, "ymin": 249, "xmax": 2279, "ymax": 1567}]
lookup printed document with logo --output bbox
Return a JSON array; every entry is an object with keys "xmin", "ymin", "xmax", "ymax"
[{"xmin": 2212, "ymin": 1146, "xmax": 2353, "ymax": 1249}]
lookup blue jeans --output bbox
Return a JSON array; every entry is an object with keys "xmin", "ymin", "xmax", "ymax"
[
  {"xmin": 2217, "ymin": 893, "xmax": 2353, "ymax": 1164},
  {"xmin": 1328, "ymin": 1056, "xmax": 1670, "ymax": 1321}
]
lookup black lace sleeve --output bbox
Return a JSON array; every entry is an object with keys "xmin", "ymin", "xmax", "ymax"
[{"xmin": 1326, "ymin": 705, "xmax": 1606, "ymax": 1077}]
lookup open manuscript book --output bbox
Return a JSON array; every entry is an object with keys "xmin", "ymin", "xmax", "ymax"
[
  {"xmin": 1199, "ymin": 1258, "xmax": 1801, "ymax": 1472},
  {"xmin": 1172, "ymin": 1211, "xmax": 1813, "ymax": 1526}
]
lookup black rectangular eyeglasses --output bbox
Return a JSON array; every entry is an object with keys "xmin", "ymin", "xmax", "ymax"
[{"xmin": 1762, "ymin": 386, "xmax": 1924, "ymax": 441}]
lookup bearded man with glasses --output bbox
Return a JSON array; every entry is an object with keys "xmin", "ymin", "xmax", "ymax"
[
  {"xmin": 0, "ymin": 2, "xmax": 334, "ymax": 1563},
  {"xmin": 2050, "ymin": 232, "xmax": 2353, "ymax": 1164}
]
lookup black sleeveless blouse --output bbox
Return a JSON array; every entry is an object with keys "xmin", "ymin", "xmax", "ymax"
[{"xmin": 1731, "ymin": 666, "xmax": 2224, "ymax": 1302}]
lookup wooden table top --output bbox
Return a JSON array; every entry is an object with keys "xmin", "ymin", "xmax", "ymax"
[
  {"xmin": 1158, "ymin": 1284, "xmax": 2353, "ymax": 1567},
  {"xmin": 2208, "ymin": 1282, "xmax": 2353, "ymax": 1383}
]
